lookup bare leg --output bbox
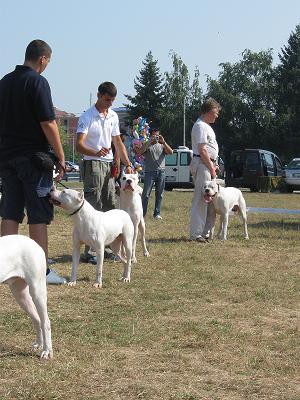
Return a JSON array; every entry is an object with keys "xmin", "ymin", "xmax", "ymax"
[
  {"xmin": 29, "ymin": 224, "xmax": 48, "ymax": 260},
  {"xmin": 1, "ymin": 219, "xmax": 19, "ymax": 235}
]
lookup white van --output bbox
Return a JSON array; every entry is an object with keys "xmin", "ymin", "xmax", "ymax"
[
  {"xmin": 165, "ymin": 146, "xmax": 194, "ymax": 191},
  {"xmin": 165, "ymin": 146, "xmax": 224, "ymax": 191}
]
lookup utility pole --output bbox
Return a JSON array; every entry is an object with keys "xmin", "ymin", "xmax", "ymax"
[
  {"xmin": 89, "ymin": 92, "xmax": 92, "ymax": 107},
  {"xmin": 183, "ymin": 97, "xmax": 186, "ymax": 147}
]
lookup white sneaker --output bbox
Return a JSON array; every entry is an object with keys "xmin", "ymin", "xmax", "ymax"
[
  {"xmin": 154, "ymin": 215, "xmax": 163, "ymax": 220},
  {"xmin": 46, "ymin": 269, "xmax": 66, "ymax": 285}
]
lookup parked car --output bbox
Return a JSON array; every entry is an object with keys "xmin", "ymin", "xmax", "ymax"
[
  {"xmin": 283, "ymin": 158, "xmax": 300, "ymax": 192},
  {"xmin": 65, "ymin": 161, "xmax": 79, "ymax": 172},
  {"xmin": 164, "ymin": 146, "xmax": 224, "ymax": 191},
  {"xmin": 225, "ymin": 149, "xmax": 284, "ymax": 191}
]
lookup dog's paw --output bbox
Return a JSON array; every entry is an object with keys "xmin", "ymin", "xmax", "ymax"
[
  {"xmin": 93, "ymin": 282, "xmax": 102, "ymax": 289},
  {"xmin": 40, "ymin": 349, "xmax": 53, "ymax": 360},
  {"xmin": 67, "ymin": 281, "xmax": 77, "ymax": 287},
  {"xmin": 131, "ymin": 257, "xmax": 137, "ymax": 263},
  {"xmin": 144, "ymin": 251, "xmax": 150, "ymax": 257},
  {"xmin": 121, "ymin": 276, "xmax": 130, "ymax": 283},
  {"xmin": 244, "ymin": 236, "xmax": 249, "ymax": 240}
]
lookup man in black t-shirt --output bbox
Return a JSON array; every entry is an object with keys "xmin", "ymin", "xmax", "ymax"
[{"xmin": 0, "ymin": 39, "xmax": 66, "ymax": 284}]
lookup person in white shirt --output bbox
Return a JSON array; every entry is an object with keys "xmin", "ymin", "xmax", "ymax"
[
  {"xmin": 76, "ymin": 81, "xmax": 133, "ymax": 263},
  {"xmin": 189, "ymin": 98, "xmax": 221, "ymax": 242}
]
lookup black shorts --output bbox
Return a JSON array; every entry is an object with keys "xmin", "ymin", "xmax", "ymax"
[{"xmin": 0, "ymin": 156, "xmax": 53, "ymax": 224}]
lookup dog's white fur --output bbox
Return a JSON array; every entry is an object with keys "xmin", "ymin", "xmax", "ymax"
[
  {"xmin": 0, "ymin": 235, "xmax": 52, "ymax": 359},
  {"xmin": 119, "ymin": 173, "xmax": 149, "ymax": 262},
  {"xmin": 203, "ymin": 180, "xmax": 249, "ymax": 240},
  {"xmin": 50, "ymin": 188, "xmax": 134, "ymax": 288}
]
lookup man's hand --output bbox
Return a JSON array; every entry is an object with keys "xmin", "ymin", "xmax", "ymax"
[
  {"xmin": 55, "ymin": 161, "xmax": 66, "ymax": 181},
  {"xmin": 158, "ymin": 135, "xmax": 165, "ymax": 145},
  {"xmin": 96, "ymin": 147, "xmax": 111, "ymax": 157},
  {"xmin": 125, "ymin": 165, "xmax": 134, "ymax": 174}
]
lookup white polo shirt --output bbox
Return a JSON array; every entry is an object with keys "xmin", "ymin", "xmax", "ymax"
[
  {"xmin": 191, "ymin": 118, "xmax": 219, "ymax": 161},
  {"xmin": 76, "ymin": 105, "xmax": 120, "ymax": 162}
]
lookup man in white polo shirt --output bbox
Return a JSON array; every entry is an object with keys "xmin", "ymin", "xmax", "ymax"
[
  {"xmin": 76, "ymin": 81, "xmax": 132, "ymax": 263},
  {"xmin": 189, "ymin": 98, "xmax": 221, "ymax": 242}
]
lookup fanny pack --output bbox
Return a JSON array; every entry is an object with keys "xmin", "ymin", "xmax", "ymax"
[{"xmin": 31, "ymin": 151, "xmax": 58, "ymax": 172}]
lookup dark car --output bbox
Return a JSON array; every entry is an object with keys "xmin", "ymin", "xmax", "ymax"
[{"xmin": 225, "ymin": 149, "xmax": 284, "ymax": 191}]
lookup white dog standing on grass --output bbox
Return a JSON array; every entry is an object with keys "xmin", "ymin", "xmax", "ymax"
[
  {"xmin": 203, "ymin": 180, "xmax": 249, "ymax": 240},
  {"xmin": 0, "ymin": 235, "xmax": 52, "ymax": 359},
  {"xmin": 50, "ymin": 187, "xmax": 134, "ymax": 288},
  {"xmin": 119, "ymin": 173, "xmax": 150, "ymax": 262}
]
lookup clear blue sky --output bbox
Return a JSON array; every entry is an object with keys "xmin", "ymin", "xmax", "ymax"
[{"xmin": 1, "ymin": 0, "xmax": 299, "ymax": 115}]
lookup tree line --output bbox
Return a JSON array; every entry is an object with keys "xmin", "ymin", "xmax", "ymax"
[{"xmin": 124, "ymin": 24, "xmax": 300, "ymax": 163}]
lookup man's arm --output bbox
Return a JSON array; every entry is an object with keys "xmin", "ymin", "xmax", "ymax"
[
  {"xmin": 158, "ymin": 135, "xmax": 173, "ymax": 155},
  {"xmin": 40, "ymin": 120, "xmax": 65, "ymax": 180},
  {"xmin": 112, "ymin": 135, "xmax": 133, "ymax": 173},
  {"xmin": 199, "ymin": 143, "xmax": 217, "ymax": 179}
]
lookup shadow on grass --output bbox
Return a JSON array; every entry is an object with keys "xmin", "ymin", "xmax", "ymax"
[
  {"xmin": 148, "ymin": 236, "xmax": 191, "ymax": 244},
  {"xmin": 0, "ymin": 345, "xmax": 35, "ymax": 359},
  {"xmin": 248, "ymin": 220, "xmax": 300, "ymax": 231}
]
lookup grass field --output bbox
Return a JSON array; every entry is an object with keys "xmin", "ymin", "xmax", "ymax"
[{"xmin": 0, "ymin": 190, "xmax": 299, "ymax": 400}]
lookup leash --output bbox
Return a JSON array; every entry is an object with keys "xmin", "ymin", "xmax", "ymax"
[{"xmin": 56, "ymin": 180, "xmax": 69, "ymax": 189}]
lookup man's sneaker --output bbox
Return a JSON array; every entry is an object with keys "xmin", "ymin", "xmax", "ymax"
[
  {"xmin": 189, "ymin": 235, "xmax": 207, "ymax": 243},
  {"xmin": 46, "ymin": 269, "xmax": 66, "ymax": 285},
  {"xmin": 154, "ymin": 215, "xmax": 163, "ymax": 220},
  {"xmin": 80, "ymin": 254, "xmax": 97, "ymax": 265}
]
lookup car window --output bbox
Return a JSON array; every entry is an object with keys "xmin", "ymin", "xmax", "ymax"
[
  {"xmin": 275, "ymin": 157, "xmax": 283, "ymax": 175},
  {"xmin": 245, "ymin": 152, "xmax": 259, "ymax": 168},
  {"xmin": 166, "ymin": 153, "xmax": 178, "ymax": 166},
  {"xmin": 287, "ymin": 160, "xmax": 300, "ymax": 169},
  {"xmin": 180, "ymin": 152, "xmax": 190, "ymax": 166},
  {"xmin": 263, "ymin": 153, "xmax": 274, "ymax": 168}
]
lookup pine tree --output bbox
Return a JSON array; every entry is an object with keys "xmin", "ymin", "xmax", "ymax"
[{"xmin": 124, "ymin": 51, "xmax": 164, "ymax": 126}]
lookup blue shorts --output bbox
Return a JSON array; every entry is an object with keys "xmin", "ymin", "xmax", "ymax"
[{"xmin": 0, "ymin": 156, "xmax": 54, "ymax": 224}]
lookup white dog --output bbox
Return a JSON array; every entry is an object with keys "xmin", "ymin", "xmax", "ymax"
[
  {"xmin": 50, "ymin": 188, "xmax": 134, "ymax": 288},
  {"xmin": 0, "ymin": 235, "xmax": 52, "ymax": 359},
  {"xmin": 119, "ymin": 173, "xmax": 150, "ymax": 262},
  {"xmin": 203, "ymin": 180, "xmax": 249, "ymax": 240}
]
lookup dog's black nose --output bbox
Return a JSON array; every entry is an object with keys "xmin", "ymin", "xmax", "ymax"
[
  {"xmin": 205, "ymin": 189, "xmax": 209, "ymax": 193},
  {"xmin": 126, "ymin": 179, "xmax": 132, "ymax": 184}
]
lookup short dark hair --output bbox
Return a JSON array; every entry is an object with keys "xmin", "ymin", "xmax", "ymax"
[
  {"xmin": 25, "ymin": 40, "xmax": 52, "ymax": 62},
  {"xmin": 150, "ymin": 127, "xmax": 160, "ymax": 134},
  {"xmin": 200, "ymin": 97, "xmax": 221, "ymax": 114},
  {"xmin": 98, "ymin": 82, "xmax": 117, "ymax": 97}
]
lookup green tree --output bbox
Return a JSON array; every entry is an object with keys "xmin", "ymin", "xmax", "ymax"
[
  {"xmin": 161, "ymin": 51, "xmax": 203, "ymax": 147},
  {"xmin": 275, "ymin": 24, "xmax": 300, "ymax": 159},
  {"xmin": 124, "ymin": 51, "xmax": 164, "ymax": 126},
  {"xmin": 57, "ymin": 123, "xmax": 74, "ymax": 162},
  {"xmin": 206, "ymin": 49, "xmax": 276, "ymax": 159}
]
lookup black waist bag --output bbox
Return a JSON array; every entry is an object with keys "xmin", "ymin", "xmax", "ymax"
[{"xmin": 31, "ymin": 152, "xmax": 58, "ymax": 172}]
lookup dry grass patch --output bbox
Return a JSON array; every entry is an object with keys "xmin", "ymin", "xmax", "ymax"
[{"xmin": 0, "ymin": 190, "xmax": 299, "ymax": 399}]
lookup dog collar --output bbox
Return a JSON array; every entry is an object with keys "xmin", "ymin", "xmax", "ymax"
[{"xmin": 69, "ymin": 200, "xmax": 85, "ymax": 216}]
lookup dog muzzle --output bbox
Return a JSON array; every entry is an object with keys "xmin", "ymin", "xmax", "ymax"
[{"xmin": 204, "ymin": 192, "xmax": 215, "ymax": 204}]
